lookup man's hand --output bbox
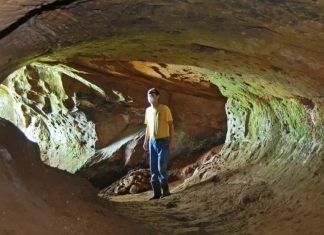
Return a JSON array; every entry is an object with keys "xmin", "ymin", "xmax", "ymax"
[
  {"xmin": 143, "ymin": 141, "xmax": 149, "ymax": 152},
  {"xmin": 143, "ymin": 126, "xmax": 150, "ymax": 152}
]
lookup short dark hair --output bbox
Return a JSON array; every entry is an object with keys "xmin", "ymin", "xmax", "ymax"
[{"xmin": 147, "ymin": 88, "xmax": 160, "ymax": 95}]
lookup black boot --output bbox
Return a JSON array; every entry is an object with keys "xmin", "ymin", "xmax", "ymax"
[
  {"xmin": 149, "ymin": 181, "xmax": 161, "ymax": 200},
  {"xmin": 160, "ymin": 181, "xmax": 171, "ymax": 198}
]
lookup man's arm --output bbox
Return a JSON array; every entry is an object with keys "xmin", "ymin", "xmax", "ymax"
[
  {"xmin": 143, "ymin": 125, "xmax": 150, "ymax": 151},
  {"xmin": 168, "ymin": 121, "xmax": 174, "ymax": 150}
]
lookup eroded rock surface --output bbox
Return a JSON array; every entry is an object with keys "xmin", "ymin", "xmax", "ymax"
[
  {"xmin": 0, "ymin": 1, "xmax": 324, "ymax": 234},
  {"xmin": 0, "ymin": 63, "xmax": 97, "ymax": 173},
  {"xmin": 0, "ymin": 61, "xmax": 227, "ymax": 184}
]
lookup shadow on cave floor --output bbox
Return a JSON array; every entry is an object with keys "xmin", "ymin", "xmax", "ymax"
[
  {"xmin": 100, "ymin": 157, "xmax": 324, "ymax": 235},
  {"xmin": 99, "ymin": 164, "xmax": 260, "ymax": 235}
]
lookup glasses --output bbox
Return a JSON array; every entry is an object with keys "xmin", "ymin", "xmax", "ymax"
[{"xmin": 148, "ymin": 92, "xmax": 158, "ymax": 95}]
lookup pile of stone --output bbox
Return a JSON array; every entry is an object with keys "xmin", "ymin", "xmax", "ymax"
[{"xmin": 100, "ymin": 168, "xmax": 151, "ymax": 196}]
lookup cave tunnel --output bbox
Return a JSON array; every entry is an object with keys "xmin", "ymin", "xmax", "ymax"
[{"xmin": 0, "ymin": 1, "xmax": 323, "ymax": 235}]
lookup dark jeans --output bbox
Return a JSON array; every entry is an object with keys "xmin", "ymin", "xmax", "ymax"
[{"xmin": 149, "ymin": 137, "xmax": 170, "ymax": 183}]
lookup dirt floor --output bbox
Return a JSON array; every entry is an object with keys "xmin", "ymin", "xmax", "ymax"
[{"xmin": 104, "ymin": 161, "xmax": 324, "ymax": 235}]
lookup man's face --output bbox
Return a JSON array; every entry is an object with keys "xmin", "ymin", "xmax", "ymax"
[{"xmin": 147, "ymin": 92, "xmax": 159, "ymax": 104}]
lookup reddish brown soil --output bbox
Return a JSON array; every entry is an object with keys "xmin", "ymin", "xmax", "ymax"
[
  {"xmin": 0, "ymin": 119, "xmax": 155, "ymax": 235},
  {"xmin": 106, "ymin": 152, "xmax": 324, "ymax": 235}
]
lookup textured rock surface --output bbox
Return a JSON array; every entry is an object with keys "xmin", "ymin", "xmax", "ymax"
[
  {"xmin": 0, "ymin": 0, "xmax": 324, "ymax": 234},
  {"xmin": 67, "ymin": 60, "xmax": 227, "ymax": 156},
  {"xmin": 0, "ymin": 63, "xmax": 97, "ymax": 173},
  {"xmin": 0, "ymin": 0, "xmax": 323, "ymax": 97},
  {"xmin": 99, "ymin": 168, "xmax": 151, "ymax": 196},
  {"xmin": 0, "ymin": 59, "xmax": 227, "ymax": 183},
  {"xmin": 0, "ymin": 117, "xmax": 154, "ymax": 234},
  {"xmin": 76, "ymin": 61, "xmax": 226, "ymax": 188}
]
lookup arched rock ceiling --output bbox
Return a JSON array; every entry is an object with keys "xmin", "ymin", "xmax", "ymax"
[{"xmin": 0, "ymin": 0, "xmax": 324, "ymax": 98}]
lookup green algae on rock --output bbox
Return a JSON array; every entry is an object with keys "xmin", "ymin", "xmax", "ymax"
[{"xmin": 0, "ymin": 63, "xmax": 99, "ymax": 173}]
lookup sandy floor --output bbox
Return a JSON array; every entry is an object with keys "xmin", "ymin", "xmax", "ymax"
[{"xmin": 105, "ymin": 163, "xmax": 324, "ymax": 235}]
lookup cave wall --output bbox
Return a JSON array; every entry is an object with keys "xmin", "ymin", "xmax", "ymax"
[
  {"xmin": 0, "ymin": 0, "xmax": 323, "ymax": 186},
  {"xmin": 62, "ymin": 61, "xmax": 227, "ymax": 187},
  {"xmin": 0, "ymin": 63, "xmax": 97, "ymax": 173},
  {"xmin": 0, "ymin": 2, "xmax": 323, "ymax": 234},
  {"xmin": 212, "ymin": 71, "xmax": 323, "ymax": 165},
  {"xmin": 180, "ymin": 70, "xmax": 324, "ymax": 189},
  {"xmin": 0, "ymin": 60, "xmax": 227, "ymax": 183},
  {"xmin": 67, "ymin": 60, "xmax": 227, "ymax": 154}
]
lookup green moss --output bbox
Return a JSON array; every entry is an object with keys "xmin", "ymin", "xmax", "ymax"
[
  {"xmin": 0, "ymin": 85, "xmax": 16, "ymax": 122},
  {"xmin": 204, "ymin": 71, "xmax": 323, "ymax": 165},
  {"xmin": 270, "ymin": 99, "xmax": 312, "ymax": 137},
  {"xmin": 5, "ymin": 66, "xmax": 31, "ymax": 97},
  {"xmin": 0, "ymin": 63, "xmax": 98, "ymax": 173}
]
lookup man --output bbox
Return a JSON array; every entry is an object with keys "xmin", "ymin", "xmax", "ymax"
[{"xmin": 143, "ymin": 88, "xmax": 174, "ymax": 200}]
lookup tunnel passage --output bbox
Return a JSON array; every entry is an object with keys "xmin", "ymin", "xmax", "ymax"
[
  {"xmin": 0, "ymin": 60, "xmax": 228, "ymax": 192},
  {"xmin": 0, "ymin": 0, "xmax": 324, "ymax": 234}
]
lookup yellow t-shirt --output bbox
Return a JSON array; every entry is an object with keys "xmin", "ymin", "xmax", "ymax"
[{"xmin": 144, "ymin": 104, "xmax": 173, "ymax": 139}]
